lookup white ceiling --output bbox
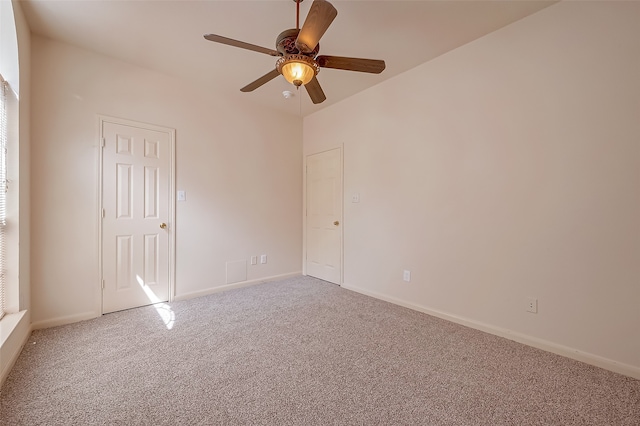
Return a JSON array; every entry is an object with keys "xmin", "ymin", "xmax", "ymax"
[{"xmin": 20, "ymin": 0, "xmax": 555, "ymax": 117}]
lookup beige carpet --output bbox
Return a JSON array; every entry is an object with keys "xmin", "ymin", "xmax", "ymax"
[{"xmin": 1, "ymin": 276, "xmax": 638, "ymax": 425}]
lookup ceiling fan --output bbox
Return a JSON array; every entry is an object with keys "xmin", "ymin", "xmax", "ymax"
[{"xmin": 204, "ymin": 0, "xmax": 386, "ymax": 104}]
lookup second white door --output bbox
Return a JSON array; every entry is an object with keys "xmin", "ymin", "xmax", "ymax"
[
  {"xmin": 305, "ymin": 148, "xmax": 342, "ymax": 284},
  {"xmin": 101, "ymin": 119, "xmax": 173, "ymax": 313}
]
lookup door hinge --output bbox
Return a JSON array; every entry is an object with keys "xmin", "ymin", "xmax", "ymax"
[
  {"xmin": 101, "ymin": 208, "xmax": 105, "ymax": 218},
  {"xmin": 100, "ymin": 138, "xmax": 105, "ymax": 148},
  {"xmin": 101, "ymin": 280, "xmax": 105, "ymax": 289}
]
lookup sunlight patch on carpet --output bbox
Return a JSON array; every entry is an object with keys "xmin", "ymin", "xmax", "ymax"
[{"xmin": 136, "ymin": 275, "xmax": 175, "ymax": 330}]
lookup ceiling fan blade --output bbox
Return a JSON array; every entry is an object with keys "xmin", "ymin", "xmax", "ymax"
[
  {"xmin": 305, "ymin": 75, "xmax": 326, "ymax": 104},
  {"xmin": 295, "ymin": 0, "xmax": 338, "ymax": 54},
  {"xmin": 316, "ymin": 56, "xmax": 386, "ymax": 74},
  {"xmin": 240, "ymin": 69, "xmax": 281, "ymax": 92},
  {"xmin": 204, "ymin": 34, "xmax": 280, "ymax": 57}
]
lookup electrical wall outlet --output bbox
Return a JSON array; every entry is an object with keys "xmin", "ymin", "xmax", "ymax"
[
  {"xmin": 260, "ymin": 254, "xmax": 267, "ymax": 264},
  {"xmin": 526, "ymin": 297, "xmax": 538, "ymax": 314},
  {"xmin": 250, "ymin": 256, "xmax": 257, "ymax": 265},
  {"xmin": 403, "ymin": 270, "xmax": 411, "ymax": 282}
]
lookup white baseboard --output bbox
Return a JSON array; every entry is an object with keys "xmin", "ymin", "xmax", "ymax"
[
  {"xmin": 31, "ymin": 311, "xmax": 100, "ymax": 330},
  {"xmin": 174, "ymin": 271, "xmax": 302, "ymax": 302},
  {"xmin": 341, "ymin": 282, "xmax": 640, "ymax": 380},
  {"xmin": 0, "ymin": 311, "xmax": 32, "ymax": 388}
]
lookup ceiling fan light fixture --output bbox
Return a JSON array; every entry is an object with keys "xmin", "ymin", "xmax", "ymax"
[{"xmin": 277, "ymin": 54, "xmax": 319, "ymax": 87}]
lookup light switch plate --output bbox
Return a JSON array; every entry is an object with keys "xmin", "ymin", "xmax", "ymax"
[{"xmin": 177, "ymin": 190, "xmax": 186, "ymax": 201}]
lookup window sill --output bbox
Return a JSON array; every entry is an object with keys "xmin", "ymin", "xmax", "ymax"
[
  {"xmin": 1, "ymin": 310, "xmax": 29, "ymax": 385},
  {"xmin": 0, "ymin": 310, "xmax": 27, "ymax": 349}
]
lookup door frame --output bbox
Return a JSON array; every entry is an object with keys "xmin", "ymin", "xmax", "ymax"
[
  {"xmin": 302, "ymin": 146, "xmax": 344, "ymax": 284},
  {"xmin": 97, "ymin": 115, "xmax": 176, "ymax": 314}
]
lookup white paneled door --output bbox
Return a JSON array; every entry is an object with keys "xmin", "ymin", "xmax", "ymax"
[
  {"xmin": 101, "ymin": 118, "xmax": 174, "ymax": 313},
  {"xmin": 306, "ymin": 148, "xmax": 342, "ymax": 284}
]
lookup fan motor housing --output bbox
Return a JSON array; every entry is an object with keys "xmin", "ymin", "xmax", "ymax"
[{"xmin": 276, "ymin": 29, "xmax": 319, "ymax": 56}]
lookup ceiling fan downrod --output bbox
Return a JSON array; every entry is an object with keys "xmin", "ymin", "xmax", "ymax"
[{"xmin": 295, "ymin": 0, "xmax": 303, "ymax": 30}]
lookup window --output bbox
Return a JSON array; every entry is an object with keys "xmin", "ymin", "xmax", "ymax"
[{"xmin": 0, "ymin": 76, "xmax": 7, "ymax": 320}]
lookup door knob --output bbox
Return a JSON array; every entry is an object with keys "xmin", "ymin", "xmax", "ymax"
[
  {"xmin": 160, "ymin": 223, "xmax": 167, "ymax": 229},
  {"xmin": 333, "ymin": 221, "xmax": 340, "ymax": 226}
]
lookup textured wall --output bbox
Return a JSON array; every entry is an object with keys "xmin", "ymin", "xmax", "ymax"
[
  {"xmin": 304, "ymin": 2, "xmax": 640, "ymax": 374},
  {"xmin": 30, "ymin": 37, "xmax": 302, "ymax": 326}
]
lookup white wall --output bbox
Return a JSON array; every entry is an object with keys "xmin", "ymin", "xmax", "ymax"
[
  {"xmin": 304, "ymin": 1, "xmax": 640, "ymax": 377},
  {"xmin": 30, "ymin": 37, "xmax": 302, "ymax": 326},
  {"xmin": 0, "ymin": 1, "xmax": 19, "ymax": 88}
]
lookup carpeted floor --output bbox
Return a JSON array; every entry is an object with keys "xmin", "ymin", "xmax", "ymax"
[{"xmin": 1, "ymin": 276, "xmax": 639, "ymax": 425}]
